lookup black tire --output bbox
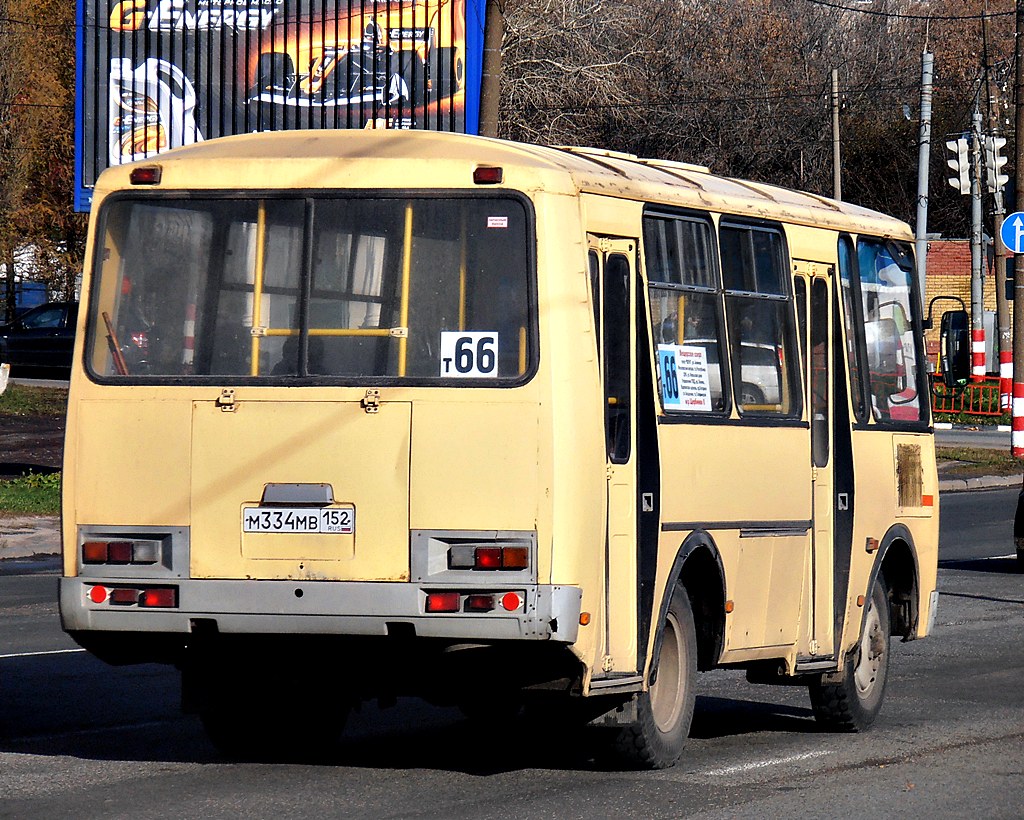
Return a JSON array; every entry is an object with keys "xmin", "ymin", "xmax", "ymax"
[
  {"xmin": 614, "ymin": 585, "xmax": 696, "ymax": 769},
  {"xmin": 809, "ymin": 578, "xmax": 890, "ymax": 731}
]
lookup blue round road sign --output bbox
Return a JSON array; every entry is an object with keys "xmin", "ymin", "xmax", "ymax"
[{"xmin": 1000, "ymin": 212, "xmax": 1024, "ymax": 253}]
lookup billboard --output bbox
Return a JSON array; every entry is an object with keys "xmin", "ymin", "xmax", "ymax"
[{"xmin": 75, "ymin": 0, "xmax": 486, "ymax": 210}]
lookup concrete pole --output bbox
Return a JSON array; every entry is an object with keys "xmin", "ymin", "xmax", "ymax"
[
  {"xmin": 915, "ymin": 51, "xmax": 934, "ymax": 315},
  {"xmin": 832, "ymin": 69, "xmax": 842, "ymax": 200},
  {"xmin": 1013, "ymin": 0, "xmax": 1024, "ymax": 456},
  {"xmin": 971, "ymin": 106, "xmax": 986, "ymax": 382},
  {"xmin": 983, "ymin": 10, "xmax": 1013, "ymax": 410},
  {"xmin": 478, "ymin": 0, "xmax": 503, "ymax": 138}
]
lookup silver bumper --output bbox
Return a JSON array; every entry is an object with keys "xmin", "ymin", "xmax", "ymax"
[{"xmin": 60, "ymin": 577, "xmax": 583, "ymax": 643}]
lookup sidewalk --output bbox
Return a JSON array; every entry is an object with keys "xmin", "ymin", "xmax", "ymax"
[{"xmin": 0, "ymin": 516, "xmax": 60, "ymax": 562}]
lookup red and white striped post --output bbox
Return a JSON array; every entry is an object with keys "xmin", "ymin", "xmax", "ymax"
[
  {"xmin": 971, "ymin": 327, "xmax": 987, "ymax": 381},
  {"xmin": 182, "ymin": 302, "xmax": 196, "ymax": 374},
  {"xmin": 1013, "ymin": 382, "xmax": 1024, "ymax": 457},
  {"xmin": 1000, "ymin": 348, "xmax": 1013, "ymax": 410}
]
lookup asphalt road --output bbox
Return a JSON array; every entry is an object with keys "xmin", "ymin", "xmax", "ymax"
[{"xmin": 0, "ymin": 490, "xmax": 1021, "ymax": 818}]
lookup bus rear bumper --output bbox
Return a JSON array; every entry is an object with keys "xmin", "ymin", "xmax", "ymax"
[{"xmin": 59, "ymin": 577, "xmax": 583, "ymax": 644}]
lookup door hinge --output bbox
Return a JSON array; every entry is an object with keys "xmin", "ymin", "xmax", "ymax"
[
  {"xmin": 216, "ymin": 389, "xmax": 236, "ymax": 412},
  {"xmin": 361, "ymin": 389, "xmax": 381, "ymax": 414},
  {"xmin": 598, "ymin": 237, "xmax": 613, "ymax": 253},
  {"xmin": 602, "ymin": 655, "xmax": 615, "ymax": 672}
]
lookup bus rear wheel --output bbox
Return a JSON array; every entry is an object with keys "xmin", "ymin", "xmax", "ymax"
[
  {"xmin": 615, "ymin": 585, "xmax": 696, "ymax": 769},
  {"xmin": 809, "ymin": 578, "xmax": 890, "ymax": 731}
]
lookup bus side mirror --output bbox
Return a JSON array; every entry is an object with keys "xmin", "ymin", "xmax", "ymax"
[{"xmin": 939, "ymin": 309, "xmax": 970, "ymax": 388}]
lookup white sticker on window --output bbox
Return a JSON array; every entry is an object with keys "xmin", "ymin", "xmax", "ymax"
[
  {"xmin": 487, "ymin": 216, "xmax": 509, "ymax": 229},
  {"xmin": 440, "ymin": 331, "xmax": 500, "ymax": 378},
  {"xmin": 658, "ymin": 344, "xmax": 712, "ymax": 412}
]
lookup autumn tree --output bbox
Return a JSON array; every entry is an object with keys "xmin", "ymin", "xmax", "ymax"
[
  {"xmin": 0, "ymin": 0, "xmax": 85, "ymax": 321},
  {"xmin": 499, "ymin": 0, "xmax": 1016, "ymax": 238}
]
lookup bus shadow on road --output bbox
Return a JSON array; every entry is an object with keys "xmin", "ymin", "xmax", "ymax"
[
  {"xmin": 690, "ymin": 695, "xmax": 815, "ymax": 739},
  {"xmin": 0, "ymin": 653, "xmax": 820, "ymax": 774}
]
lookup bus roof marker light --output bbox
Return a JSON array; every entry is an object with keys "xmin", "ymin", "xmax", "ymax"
[
  {"xmin": 473, "ymin": 166, "xmax": 503, "ymax": 185},
  {"xmin": 129, "ymin": 165, "xmax": 162, "ymax": 185}
]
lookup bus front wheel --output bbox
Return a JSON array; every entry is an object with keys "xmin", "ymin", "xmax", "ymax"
[
  {"xmin": 615, "ymin": 585, "xmax": 696, "ymax": 769},
  {"xmin": 809, "ymin": 578, "xmax": 890, "ymax": 731}
]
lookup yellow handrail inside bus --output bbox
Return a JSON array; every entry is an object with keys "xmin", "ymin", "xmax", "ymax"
[
  {"xmin": 459, "ymin": 210, "xmax": 467, "ymax": 331},
  {"xmin": 250, "ymin": 202, "xmax": 267, "ymax": 376},
  {"xmin": 398, "ymin": 202, "xmax": 413, "ymax": 376}
]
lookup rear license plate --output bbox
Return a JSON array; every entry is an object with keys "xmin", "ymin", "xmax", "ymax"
[{"xmin": 242, "ymin": 506, "xmax": 355, "ymax": 534}]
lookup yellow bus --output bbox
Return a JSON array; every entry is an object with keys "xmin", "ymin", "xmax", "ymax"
[{"xmin": 60, "ymin": 130, "xmax": 957, "ymax": 768}]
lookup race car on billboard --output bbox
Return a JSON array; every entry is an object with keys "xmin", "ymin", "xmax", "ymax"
[{"xmin": 246, "ymin": 0, "xmax": 465, "ymax": 127}]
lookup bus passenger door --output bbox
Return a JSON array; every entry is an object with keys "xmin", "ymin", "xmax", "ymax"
[
  {"xmin": 589, "ymin": 235, "xmax": 641, "ymax": 675},
  {"xmin": 796, "ymin": 266, "xmax": 836, "ymax": 658}
]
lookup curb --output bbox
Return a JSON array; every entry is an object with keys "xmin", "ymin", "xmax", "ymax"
[{"xmin": 938, "ymin": 474, "xmax": 1022, "ymax": 493}]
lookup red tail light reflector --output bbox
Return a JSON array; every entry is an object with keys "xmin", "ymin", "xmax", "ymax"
[
  {"xmin": 83, "ymin": 542, "xmax": 109, "ymax": 564},
  {"xmin": 139, "ymin": 588, "xmax": 177, "ymax": 608},
  {"xmin": 106, "ymin": 541, "xmax": 134, "ymax": 564},
  {"xmin": 89, "ymin": 585, "xmax": 108, "ymax": 604},
  {"xmin": 475, "ymin": 548, "xmax": 502, "ymax": 569},
  {"xmin": 110, "ymin": 588, "xmax": 139, "ymax": 605},
  {"xmin": 425, "ymin": 592, "xmax": 461, "ymax": 613},
  {"xmin": 501, "ymin": 592, "xmax": 522, "ymax": 611},
  {"xmin": 465, "ymin": 594, "xmax": 495, "ymax": 612}
]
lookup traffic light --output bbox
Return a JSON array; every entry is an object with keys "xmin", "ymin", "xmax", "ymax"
[
  {"xmin": 984, "ymin": 134, "xmax": 1009, "ymax": 193},
  {"xmin": 946, "ymin": 136, "xmax": 970, "ymax": 195}
]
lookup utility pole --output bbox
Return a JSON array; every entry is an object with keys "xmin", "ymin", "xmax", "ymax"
[
  {"xmin": 478, "ymin": 0, "xmax": 503, "ymax": 138},
  {"xmin": 983, "ymin": 9, "xmax": 1013, "ymax": 410},
  {"xmin": 915, "ymin": 49, "xmax": 934, "ymax": 314},
  {"xmin": 971, "ymin": 106, "xmax": 986, "ymax": 382},
  {"xmin": 831, "ymin": 69, "xmax": 842, "ymax": 200},
  {"xmin": 1013, "ymin": 0, "xmax": 1024, "ymax": 457}
]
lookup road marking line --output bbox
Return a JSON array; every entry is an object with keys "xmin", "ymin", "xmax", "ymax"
[
  {"xmin": 0, "ymin": 648, "xmax": 87, "ymax": 660},
  {"xmin": 699, "ymin": 749, "xmax": 833, "ymax": 776}
]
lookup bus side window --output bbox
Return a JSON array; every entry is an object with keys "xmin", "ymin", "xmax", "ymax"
[{"xmin": 720, "ymin": 222, "xmax": 801, "ymax": 417}]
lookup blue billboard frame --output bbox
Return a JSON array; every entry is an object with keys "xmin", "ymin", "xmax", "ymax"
[{"xmin": 75, "ymin": 0, "xmax": 487, "ymax": 212}]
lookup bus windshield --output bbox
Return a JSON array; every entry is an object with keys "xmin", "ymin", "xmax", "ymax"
[{"xmin": 86, "ymin": 195, "xmax": 533, "ymax": 382}]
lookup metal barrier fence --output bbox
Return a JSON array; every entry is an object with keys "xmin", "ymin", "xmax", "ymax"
[{"xmin": 931, "ymin": 377, "xmax": 1004, "ymax": 417}]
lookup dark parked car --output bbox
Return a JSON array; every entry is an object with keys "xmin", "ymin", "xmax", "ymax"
[{"xmin": 0, "ymin": 301, "xmax": 78, "ymax": 374}]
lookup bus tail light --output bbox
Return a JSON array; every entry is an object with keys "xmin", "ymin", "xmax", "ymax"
[
  {"xmin": 86, "ymin": 585, "xmax": 178, "ymax": 608},
  {"xmin": 110, "ymin": 588, "xmax": 139, "ymax": 605},
  {"xmin": 82, "ymin": 539, "xmax": 161, "ymax": 565},
  {"xmin": 465, "ymin": 594, "xmax": 495, "ymax": 612},
  {"xmin": 448, "ymin": 545, "xmax": 531, "ymax": 571},
  {"xmin": 425, "ymin": 591, "xmax": 524, "ymax": 614},
  {"xmin": 139, "ymin": 588, "xmax": 177, "ymax": 608},
  {"xmin": 425, "ymin": 592, "xmax": 461, "ymax": 613}
]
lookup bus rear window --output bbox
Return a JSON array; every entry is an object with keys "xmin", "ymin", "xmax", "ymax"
[{"xmin": 86, "ymin": 196, "xmax": 533, "ymax": 382}]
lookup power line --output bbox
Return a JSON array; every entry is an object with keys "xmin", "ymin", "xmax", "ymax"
[{"xmin": 801, "ymin": 0, "xmax": 1014, "ymax": 21}]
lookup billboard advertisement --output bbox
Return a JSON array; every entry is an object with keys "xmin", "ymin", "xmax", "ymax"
[{"xmin": 75, "ymin": 0, "xmax": 486, "ymax": 210}]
